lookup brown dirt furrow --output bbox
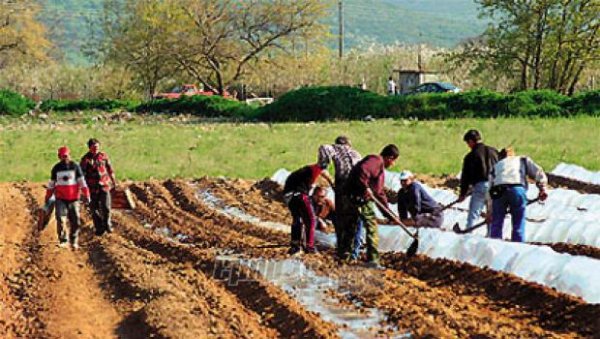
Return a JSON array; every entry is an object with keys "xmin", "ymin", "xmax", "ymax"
[
  {"xmin": 548, "ymin": 173, "xmax": 600, "ymax": 195},
  {"xmin": 382, "ymin": 253, "xmax": 600, "ymax": 337},
  {"xmin": 530, "ymin": 242, "xmax": 600, "ymax": 260},
  {"xmin": 184, "ymin": 178, "xmax": 600, "ymax": 338},
  {"xmin": 163, "ymin": 179, "xmax": 290, "ymax": 249},
  {"xmin": 111, "ymin": 210, "xmax": 339, "ymax": 338},
  {"xmin": 206, "ymin": 177, "xmax": 291, "ymax": 224},
  {"xmin": 129, "ymin": 181, "xmax": 275, "ymax": 250},
  {"xmin": 0, "ymin": 183, "xmax": 47, "ymax": 337},
  {"xmin": 88, "ymin": 224, "xmax": 277, "ymax": 339},
  {"xmin": 16, "ymin": 182, "xmax": 129, "ymax": 339}
]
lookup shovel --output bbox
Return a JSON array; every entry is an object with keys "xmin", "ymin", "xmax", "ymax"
[
  {"xmin": 453, "ymin": 198, "xmax": 540, "ymax": 234},
  {"xmin": 371, "ymin": 197, "xmax": 419, "ymax": 257},
  {"xmin": 441, "ymin": 199, "xmax": 461, "ymax": 211}
]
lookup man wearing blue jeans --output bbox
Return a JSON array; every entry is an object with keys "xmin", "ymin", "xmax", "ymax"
[
  {"xmin": 457, "ymin": 130, "xmax": 499, "ymax": 230},
  {"xmin": 489, "ymin": 148, "xmax": 548, "ymax": 242}
]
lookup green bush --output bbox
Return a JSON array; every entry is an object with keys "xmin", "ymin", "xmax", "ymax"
[
  {"xmin": 565, "ymin": 91, "xmax": 600, "ymax": 115},
  {"xmin": 0, "ymin": 89, "xmax": 35, "ymax": 116},
  {"xmin": 136, "ymin": 95, "xmax": 256, "ymax": 119},
  {"xmin": 40, "ymin": 99, "xmax": 140, "ymax": 112},
  {"xmin": 256, "ymin": 86, "xmax": 600, "ymax": 121},
  {"xmin": 259, "ymin": 86, "xmax": 387, "ymax": 121}
]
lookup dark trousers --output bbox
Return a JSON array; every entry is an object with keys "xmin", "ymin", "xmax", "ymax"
[
  {"xmin": 55, "ymin": 199, "xmax": 81, "ymax": 244},
  {"xmin": 288, "ymin": 193, "xmax": 316, "ymax": 251},
  {"xmin": 334, "ymin": 191, "xmax": 358, "ymax": 258},
  {"xmin": 91, "ymin": 190, "xmax": 112, "ymax": 234},
  {"xmin": 414, "ymin": 210, "xmax": 444, "ymax": 228}
]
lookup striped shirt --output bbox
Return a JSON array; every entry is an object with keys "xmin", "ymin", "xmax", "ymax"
[{"xmin": 317, "ymin": 144, "xmax": 362, "ymax": 185}]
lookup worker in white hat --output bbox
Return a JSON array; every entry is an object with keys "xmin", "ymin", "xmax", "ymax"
[{"xmin": 397, "ymin": 170, "xmax": 444, "ymax": 228}]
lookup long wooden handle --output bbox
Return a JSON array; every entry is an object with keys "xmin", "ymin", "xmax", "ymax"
[{"xmin": 371, "ymin": 196, "xmax": 418, "ymax": 240}]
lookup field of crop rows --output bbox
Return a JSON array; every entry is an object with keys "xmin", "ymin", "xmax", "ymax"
[{"xmin": 1, "ymin": 176, "xmax": 599, "ymax": 338}]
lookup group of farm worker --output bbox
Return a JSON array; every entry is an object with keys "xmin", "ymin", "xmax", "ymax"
[
  {"xmin": 283, "ymin": 130, "xmax": 548, "ymax": 269},
  {"xmin": 45, "ymin": 138, "xmax": 117, "ymax": 249}
]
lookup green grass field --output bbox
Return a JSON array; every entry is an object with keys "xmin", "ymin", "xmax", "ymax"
[{"xmin": 1, "ymin": 117, "xmax": 599, "ymax": 182}]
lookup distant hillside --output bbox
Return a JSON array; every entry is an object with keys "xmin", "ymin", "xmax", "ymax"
[
  {"xmin": 336, "ymin": 0, "xmax": 485, "ymax": 48},
  {"xmin": 38, "ymin": 0, "xmax": 485, "ymax": 64}
]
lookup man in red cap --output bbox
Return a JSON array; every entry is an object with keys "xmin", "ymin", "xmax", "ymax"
[
  {"xmin": 45, "ymin": 146, "xmax": 91, "ymax": 249},
  {"xmin": 80, "ymin": 138, "xmax": 117, "ymax": 236}
]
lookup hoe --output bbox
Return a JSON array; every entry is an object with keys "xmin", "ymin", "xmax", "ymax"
[
  {"xmin": 453, "ymin": 197, "xmax": 540, "ymax": 234},
  {"xmin": 372, "ymin": 197, "xmax": 419, "ymax": 257}
]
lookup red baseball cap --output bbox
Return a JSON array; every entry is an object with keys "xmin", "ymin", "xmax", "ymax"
[{"xmin": 57, "ymin": 146, "xmax": 70, "ymax": 157}]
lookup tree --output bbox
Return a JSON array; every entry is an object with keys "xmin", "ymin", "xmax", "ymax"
[
  {"xmin": 94, "ymin": 0, "xmax": 180, "ymax": 99},
  {"xmin": 448, "ymin": 0, "xmax": 599, "ymax": 94},
  {"xmin": 0, "ymin": 0, "xmax": 51, "ymax": 69},
  {"xmin": 170, "ymin": 0, "xmax": 329, "ymax": 95}
]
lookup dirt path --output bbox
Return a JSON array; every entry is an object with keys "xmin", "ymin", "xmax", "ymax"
[{"xmin": 15, "ymin": 183, "xmax": 125, "ymax": 339}]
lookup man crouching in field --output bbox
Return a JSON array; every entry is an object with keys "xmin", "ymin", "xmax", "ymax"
[
  {"xmin": 80, "ymin": 138, "xmax": 117, "ymax": 236},
  {"xmin": 45, "ymin": 146, "xmax": 91, "ymax": 249},
  {"xmin": 283, "ymin": 164, "xmax": 332, "ymax": 255}
]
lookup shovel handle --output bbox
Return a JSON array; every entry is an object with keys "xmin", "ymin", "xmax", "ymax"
[
  {"xmin": 441, "ymin": 199, "xmax": 460, "ymax": 211},
  {"xmin": 371, "ymin": 196, "xmax": 418, "ymax": 240},
  {"xmin": 455, "ymin": 197, "xmax": 540, "ymax": 234}
]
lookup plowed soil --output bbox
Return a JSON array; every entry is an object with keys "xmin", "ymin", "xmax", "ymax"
[{"xmin": 1, "ymin": 179, "xmax": 599, "ymax": 338}]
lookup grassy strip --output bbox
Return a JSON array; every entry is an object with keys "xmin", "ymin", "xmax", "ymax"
[{"xmin": 1, "ymin": 117, "xmax": 598, "ymax": 182}]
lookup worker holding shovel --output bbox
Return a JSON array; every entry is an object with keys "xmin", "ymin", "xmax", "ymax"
[
  {"xmin": 397, "ymin": 171, "xmax": 444, "ymax": 228},
  {"xmin": 457, "ymin": 130, "xmax": 499, "ymax": 231},
  {"xmin": 344, "ymin": 144, "xmax": 400, "ymax": 269},
  {"xmin": 488, "ymin": 147, "xmax": 548, "ymax": 242},
  {"xmin": 80, "ymin": 138, "xmax": 117, "ymax": 236},
  {"xmin": 45, "ymin": 146, "xmax": 91, "ymax": 249}
]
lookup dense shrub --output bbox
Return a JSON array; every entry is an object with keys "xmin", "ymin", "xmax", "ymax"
[
  {"xmin": 259, "ymin": 86, "xmax": 387, "ymax": 121},
  {"xmin": 136, "ymin": 95, "xmax": 256, "ymax": 119},
  {"xmin": 32, "ymin": 87, "xmax": 600, "ymax": 121},
  {"xmin": 565, "ymin": 91, "xmax": 600, "ymax": 115},
  {"xmin": 0, "ymin": 89, "xmax": 35, "ymax": 116},
  {"xmin": 257, "ymin": 86, "xmax": 600, "ymax": 121},
  {"xmin": 40, "ymin": 99, "xmax": 140, "ymax": 112}
]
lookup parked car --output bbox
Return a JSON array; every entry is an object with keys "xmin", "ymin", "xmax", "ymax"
[{"xmin": 407, "ymin": 82, "xmax": 461, "ymax": 95}]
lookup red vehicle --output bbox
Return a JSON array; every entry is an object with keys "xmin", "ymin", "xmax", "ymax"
[{"xmin": 153, "ymin": 84, "xmax": 231, "ymax": 100}]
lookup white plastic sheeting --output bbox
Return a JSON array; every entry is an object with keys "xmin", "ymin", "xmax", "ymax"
[
  {"xmin": 272, "ymin": 168, "xmax": 600, "ymax": 247},
  {"xmin": 551, "ymin": 163, "xmax": 600, "ymax": 185},
  {"xmin": 195, "ymin": 184, "xmax": 600, "ymax": 304}
]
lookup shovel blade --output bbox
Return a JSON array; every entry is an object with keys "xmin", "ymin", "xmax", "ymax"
[
  {"xmin": 406, "ymin": 239, "xmax": 419, "ymax": 257},
  {"xmin": 452, "ymin": 222, "xmax": 462, "ymax": 233}
]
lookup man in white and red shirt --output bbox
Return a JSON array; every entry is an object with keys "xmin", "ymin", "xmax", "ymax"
[{"xmin": 45, "ymin": 146, "xmax": 90, "ymax": 249}]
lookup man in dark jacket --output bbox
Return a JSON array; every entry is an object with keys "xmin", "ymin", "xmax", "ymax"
[
  {"xmin": 397, "ymin": 171, "xmax": 444, "ymax": 228},
  {"xmin": 45, "ymin": 146, "xmax": 91, "ymax": 249},
  {"xmin": 80, "ymin": 138, "xmax": 117, "ymax": 236},
  {"xmin": 457, "ymin": 130, "xmax": 498, "ymax": 230},
  {"xmin": 344, "ymin": 144, "xmax": 399, "ymax": 269},
  {"xmin": 283, "ymin": 164, "xmax": 330, "ymax": 255}
]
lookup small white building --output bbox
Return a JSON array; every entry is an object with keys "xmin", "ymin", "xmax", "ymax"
[{"xmin": 393, "ymin": 69, "xmax": 439, "ymax": 94}]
